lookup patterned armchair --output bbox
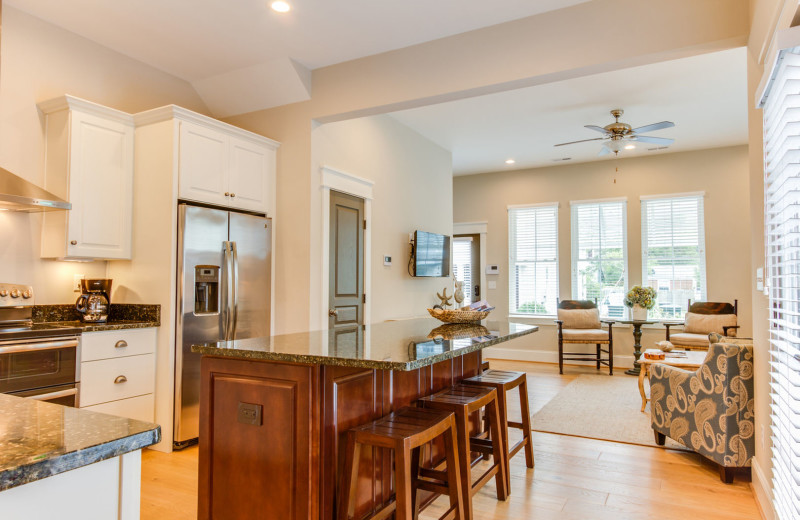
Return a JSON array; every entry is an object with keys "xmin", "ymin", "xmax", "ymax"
[{"xmin": 650, "ymin": 333, "xmax": 754, "ymax": 483}]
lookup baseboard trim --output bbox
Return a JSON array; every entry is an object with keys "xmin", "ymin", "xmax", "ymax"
[
  {"xmin": 751, "ymin": 459, "xmax": 775, "ymax": 520},
  {"xmin": 483, "ymin": 347, "xmax": 634, "ymax": 369}
]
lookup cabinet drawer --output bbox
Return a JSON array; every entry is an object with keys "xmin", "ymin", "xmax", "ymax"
[
  {"xmin": 81, "ymin": 328, "xmax": 156, "ymax": 362},
  {"xmin": 80, "ymin": 354, "xmax": 155, "ymax": 406},
  {"xmin": 81, "ymin": 394, "xmax": 154, "ymax": 423}
]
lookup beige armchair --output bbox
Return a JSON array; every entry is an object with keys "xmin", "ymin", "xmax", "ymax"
[
  {"xmin": 664, "ymin": 300, "xmax": 738, "ymax": 350},
  {"xmin": 555, "ymin": 300, "xmax": 614, "ymax": 375}
]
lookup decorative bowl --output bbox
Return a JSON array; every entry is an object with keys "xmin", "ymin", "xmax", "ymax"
[{"xmin": 427, "ymin": 307, "xmax": 490, "ymax": 324}]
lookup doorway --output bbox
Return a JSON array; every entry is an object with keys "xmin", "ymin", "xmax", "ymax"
[
  {"xmin": 453, "ymin": 234, "xmax": 480, "ymax": 305},
  {"xmin": 328, "ymin": 190, "xmax": 365, "ymax": 328}
]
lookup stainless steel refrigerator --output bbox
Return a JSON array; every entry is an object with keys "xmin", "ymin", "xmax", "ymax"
[{"xmin": 174, "ymin": 203, "xmax": 271, "ymax": 448}]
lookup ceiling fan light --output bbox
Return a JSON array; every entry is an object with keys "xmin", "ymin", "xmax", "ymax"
[
  {"xmin": 606, "ymin": 140, "xmax": 625, "ymax": 153},
  {"xmin": 624, "ymin": 143, "xmax": 636, "ymax": 150}
]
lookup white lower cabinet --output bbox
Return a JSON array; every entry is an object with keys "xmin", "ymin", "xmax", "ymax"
[{"xmin": 80, "ymin": 328, "xmax": 156, "ymax": 422}]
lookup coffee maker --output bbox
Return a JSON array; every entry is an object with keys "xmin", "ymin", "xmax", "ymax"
[{"xmin": 75, "ymin": 279, "xmax": 112, "ymax": 323}]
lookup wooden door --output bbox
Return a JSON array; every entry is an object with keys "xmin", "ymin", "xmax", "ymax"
[
  {"xmin": 453, "ymin": 234, "xmax": 480, "ymax": 305},
  {"xmin": 329, "ymin": 191, "xmax": 364, "ymax": 328},
  {"xmin": 228, "ymin": 136, "xmax": 274, "ymax": 213},
  {"xmin": 178, "ymin": 121, "xmax": 229, "ymax": 207}
]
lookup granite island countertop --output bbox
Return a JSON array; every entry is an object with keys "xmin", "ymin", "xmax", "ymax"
[
  {"xmin": 191, "ymin": 318, "xmax": 538, "ymax": 371},
  {"xmin": 0, "ymin": 394, "xmax": 160, "ymax": 491}
]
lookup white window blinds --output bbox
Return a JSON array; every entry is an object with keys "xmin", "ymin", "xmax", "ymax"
[
  {"xmin": 571, "ymin": 200, "xmax": 627, "ymax": 318},
  {"xmin": 762, "ymin": 48, "xmax": 800, "ymax": 520},
  {"xmin": 452, "ymin": 237, "xmax": 473, "ymax": 306},
  {"xmin": 509, "ymin": 204, "xmax": 558, "ymax": 315},
  {"xmin": 641, "ymin": 194, "xmax": 707, "ymax": 319}
]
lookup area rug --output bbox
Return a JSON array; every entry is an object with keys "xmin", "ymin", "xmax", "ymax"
[{"xmin": 531, "ymin": 374, "xmax": 688, "ymax": 450}]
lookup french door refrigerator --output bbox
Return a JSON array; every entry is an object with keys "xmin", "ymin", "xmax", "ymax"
[{"xmin": 174, "ymin": 203, "xmax": 271, "ymax": 448}]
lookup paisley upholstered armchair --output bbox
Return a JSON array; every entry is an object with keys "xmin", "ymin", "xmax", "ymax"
[{"xmin": 650, "ymin": 333, "xmax": 754, "ymax": 483}]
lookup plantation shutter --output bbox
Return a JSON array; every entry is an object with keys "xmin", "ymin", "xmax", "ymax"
[
  {"xmin": 508, "ymin": 204, "xmax": 559, "ymax": 315},
  {"xmin": 641, "ymin": 194, "xmax": 707, "ymax": 319},
  {"xmin": 761, "ymin": 46, "xmax": 800, "ymax": 520},
  {"xmin": 571, "ymin": 200, "xmax": 627, "ymax": 318},
  {"xmin": 452, "ymin": 237, "xmax": 473, "ymax": 306}
]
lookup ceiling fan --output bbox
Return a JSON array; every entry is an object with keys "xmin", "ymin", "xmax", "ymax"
[{"xmin": 554, "ymin": 109, "xmax": 675, "ymax": 156}]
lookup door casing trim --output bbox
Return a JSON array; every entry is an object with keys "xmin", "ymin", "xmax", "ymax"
[{"xmin": 454, "ymin": 221, "xmax": 488, "ymax": 306}]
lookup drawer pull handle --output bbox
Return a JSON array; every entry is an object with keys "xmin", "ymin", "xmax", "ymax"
[
  {"xmin": 114, "ymin": 375, "xmax": 128, "ymax": 384},
  {"xmin": 115, "ymin": 340, "xmax": 128, "ymax": 349}
]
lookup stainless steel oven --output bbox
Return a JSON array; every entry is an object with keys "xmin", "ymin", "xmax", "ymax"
[
  {"xmin": 0, "ymin": 283, "xmax": 82, "ymax": 407},
  {"xmin": 0, "ymin": 336, "xmax": 80, "ymax": 406}
]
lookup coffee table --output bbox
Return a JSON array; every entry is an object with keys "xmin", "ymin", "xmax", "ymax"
[{"xmin": 638, "ymin": 350, "xmax": 708, "ymax": 412}]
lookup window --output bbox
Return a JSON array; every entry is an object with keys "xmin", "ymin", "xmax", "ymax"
[
  {"xmin": 452, "ymin": 237, "xmax": 473, "ymax": 306},
  {"xmin": 761, "ymin": 46, "xmax": 800, "ymax": 520},
  {"xmin": 509, "ymin": 204, "xmax": 558, "ymax": 315},
  {"xmin": 641, "ymin": 194, "xmax": 706, "ymax": 319},
  {"xmin": 571, "ymin": 200, "xmax": 627, "ymax": 318}
]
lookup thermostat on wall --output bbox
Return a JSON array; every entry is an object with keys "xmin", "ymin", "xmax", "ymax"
[
  {"xmin": 486, "ymin": 265, "xmax": 499, "ymax": 275},
  {"xmin": 384, "ymin": 256, "xmax": 392, "ymax": 266}
]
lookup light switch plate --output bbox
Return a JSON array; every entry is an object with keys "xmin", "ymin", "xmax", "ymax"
[
  {"xmin": 488, "ymin": 281, "xmax": 497, "ymax": 290},
  {"xmin": 756, "ymin": 267, "xmax": 764, "ymax": 291},
  {"xmin": 73, "ymin": 274, "xmax": 84, "ymax": 292}
]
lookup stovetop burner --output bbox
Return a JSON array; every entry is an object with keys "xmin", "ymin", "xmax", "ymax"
[{"xmin": 0, "ymin": 283, "xmax": 82, "ymax": 341}]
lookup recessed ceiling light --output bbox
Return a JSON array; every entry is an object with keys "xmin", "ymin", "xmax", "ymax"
[
  {"xmin": 505, "ymin": 159, "xmax": 515, "ymax": 164},
  {"xmin": 271, "ymin": 1, "xmax": 291, "ymax": 13},
  {"xmin": 624, "ymin": 144, "xmax": 636, "ymax": 150}
]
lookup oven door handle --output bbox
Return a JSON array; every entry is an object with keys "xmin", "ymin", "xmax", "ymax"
[
  {"xmin": 28, "ymin": 387, "xmax": 78, "ymax": 402},
  {"xmin": 0, "ymin": 338, "xmax": 79, "ymax": 354}
]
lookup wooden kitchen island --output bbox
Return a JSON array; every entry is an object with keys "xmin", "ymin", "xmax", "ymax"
[{"xmin": 192, "ymin": 319, "xmax": 537, "ymax": 520}]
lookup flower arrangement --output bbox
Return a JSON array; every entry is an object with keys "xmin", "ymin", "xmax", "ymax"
[{"xmin": 623, "ymin": 286, "xmax": 657, "ymax": 309}]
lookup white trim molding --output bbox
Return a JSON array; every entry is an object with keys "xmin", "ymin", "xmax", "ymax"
[
  {"xmin": 319, "ymin": 166, "xmax": 374, "ymax": 329},
  {"xmin": 507, "ymin": 201, "xmax": 560, "ymax": 210},
  {"xmin": 569, "ymin": 196, "xmax": 627, "ymax": 205},
  {"xmin": 454, "ymin": 221, "xmax": 489, "ymax": 305},
  {"xmin": 484, "ymin": 347, "xmax": 634, "ymax": 369},
  {"xmin": 751, "ymin": 459, "xmax": 776, "ymax": 520},
  {"xmin": 639, "ymin": 191, "xmax": 705, "ymax": 200}
]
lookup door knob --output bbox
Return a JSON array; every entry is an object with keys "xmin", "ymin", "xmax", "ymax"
[{"xmin": 329, "ymin": 309, "xmax": 338, "ymax": 317}]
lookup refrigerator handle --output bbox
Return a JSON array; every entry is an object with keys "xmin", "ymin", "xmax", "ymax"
[
  {"xmin": 222, "ymin": 241, "xmax": 234, "ymax": 341},
  {"xmin": 231, "ymin": 241, "xmax": 239, "ymax": 339}
]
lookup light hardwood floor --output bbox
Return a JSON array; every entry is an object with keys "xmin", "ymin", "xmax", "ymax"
[{"xmin": 140, "ymin": 360, "xmax": 761, "ymax": 520}]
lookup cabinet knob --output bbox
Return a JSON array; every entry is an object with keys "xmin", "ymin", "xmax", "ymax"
[
  {"xmin": 230, "ymin": 193, "xmax": 236, "ymax": 198},
  {"xmin": 70, "ymin": 240, "xmax": 78, "ymax": 245},
  {"xmin": 115, "ymin": 340, "xmax": 128, "ymax": 349},
  {"xmin": 224, "ymin": 192, "xmax": 230, "ymax": 197},
  {"xmin": 114, "ymin": 375, "xmax": 128, "ymax": 384}
]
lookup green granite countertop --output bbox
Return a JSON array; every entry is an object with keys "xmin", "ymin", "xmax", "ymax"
[
  {"xmin": 191, "ymin": 319, "xmax": 538, "ymax": 371},
  {"xmin": 33, "ymin": 303, "xmax": 160, "ymax": 332},
  {"xmin": 0, "ymin": 394, "xmax": 160, "ymax": 491}
]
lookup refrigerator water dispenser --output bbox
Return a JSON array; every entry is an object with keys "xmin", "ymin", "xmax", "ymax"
[{"xmin": 194, "ymin": 265, "xmax": 219, "ymax": 314}]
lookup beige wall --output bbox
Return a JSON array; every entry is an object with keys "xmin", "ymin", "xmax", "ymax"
[
  {"xmin": 226, "ymin": 0, "xmax": 749, "ymax": 334},
  {"xmin": 310, "ymin": 115, "xmax": 453, "ymax": 326},
  {"xmin": 453, "ymin": 146, "xmax": 751, "ymax": 363},
  {"xmin": 0, "ymin": 7, "xmax": 208, "ymax": 303}
]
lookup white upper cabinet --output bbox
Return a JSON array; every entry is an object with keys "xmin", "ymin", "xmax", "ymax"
[
  {"xmin": 177, "ymin": 117, "xmax": 277, "ymax": 214},
  {"xmin": 40, "ymin": 96, "xmax": 134, "ymax": 260}
]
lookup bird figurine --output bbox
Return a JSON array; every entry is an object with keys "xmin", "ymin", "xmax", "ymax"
[
  {"xmin": 436, "ymin": 287, "xmax": 453, "ymax": 308},
  {"xmin": 454, "ymin": 280, "xmax": 465, "ymax": 306}
]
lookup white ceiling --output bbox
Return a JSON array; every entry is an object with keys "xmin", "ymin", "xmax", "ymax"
[
  {"xmin": 389, "ymin": 47, "xmax": 749, "ymax": 175},
  {"xmin": 7, "ymin": 0, "xmax": 592, "ymax": 116}
]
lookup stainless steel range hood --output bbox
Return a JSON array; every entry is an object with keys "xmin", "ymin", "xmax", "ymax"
[
  {"xmin": 0, "ymin": 2, "xmax": 70, "ymax": 212},
  {"xmin": 0, "ymin": 167, "xmax": 71, "ymax": 212}
]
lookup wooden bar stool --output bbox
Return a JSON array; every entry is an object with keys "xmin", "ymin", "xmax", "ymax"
[
  {"xmin": 418, "ymin": 385, "xmax": 508, "ymax": 520},
  {"xmin": 463, "ymin": 369, "xmax": 534, "ymax": 492},
  {"xmin": 337, "ymin": 407, "xmax": 464, "ymax": 520}
]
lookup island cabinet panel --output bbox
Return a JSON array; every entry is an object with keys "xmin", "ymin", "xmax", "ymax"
[
  {"xmin": 320, "ymin": 351, "xmax": 481, "ymax": 519},
  {"xmin": 198, "ymin": 357, "xmax": 319, "ymax": 520}
]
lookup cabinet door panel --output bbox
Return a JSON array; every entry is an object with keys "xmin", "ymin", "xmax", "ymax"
[
  {"xmin": 81, "ymin": 394, "xmax": 154, "ymax": 422},
  {"xmin": 68, "ymin": 111, "xmax": 133, "ymax": 259},
  {"xmin": 80, "ymin": 354, "xmax": 155, "ymax": 406},
  {"xmin": 178, "ymin": 122, "xmax": 228, "ymax": 206},
  {"xmin": 228, "ymin": 137, "xmax": 273, "ymax": 213}
]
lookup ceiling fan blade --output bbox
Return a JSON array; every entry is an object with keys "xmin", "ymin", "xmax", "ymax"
[
  {"xmin": 598, "ymin": 146, "xmax": 611, "ymax": 157},
  {"xmin": 554, "ymin": 137, "xmax": 605, "ymax": 147},
  {"xmin": 633, "ymin": 135, "xmax": 675, "ymax": 145},
  {"xmin": 584, "ymin": 125, "xmax": 609, "ymax": 135},
  {"xmin": 631, "ymin": 121, "xmax": 675, "ymax": 134}
]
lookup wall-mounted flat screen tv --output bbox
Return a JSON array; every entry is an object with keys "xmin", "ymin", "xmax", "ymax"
[{"xmin": 414, "ymin": 230, "xmax": 451, "ymax": 277}]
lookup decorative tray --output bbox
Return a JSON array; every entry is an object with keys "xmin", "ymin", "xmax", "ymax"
[{"xmin": 427, "ymin": 307, "xmax": 490, "ymax": 324}]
